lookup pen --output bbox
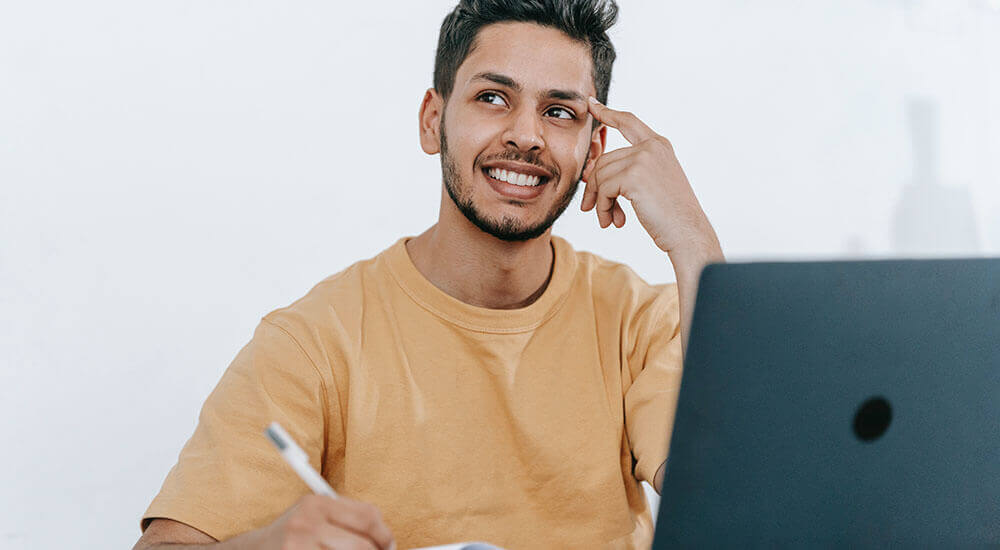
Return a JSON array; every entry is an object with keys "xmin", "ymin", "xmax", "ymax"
[{"xmin": 264, "ymin": 421, "xmax": 339, "ymax": 498}]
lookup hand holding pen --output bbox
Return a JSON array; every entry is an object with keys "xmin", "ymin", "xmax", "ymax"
[{"xmin": 262, "ymin": 422, "xmax": 396, "ymax": 550}]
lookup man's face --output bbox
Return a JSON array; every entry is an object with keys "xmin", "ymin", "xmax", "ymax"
[{"xmin": 433, "ymin": 22, "xmax": 605, "ymax": 241}]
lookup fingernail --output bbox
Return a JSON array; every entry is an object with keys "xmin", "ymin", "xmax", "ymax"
[{"xmin": 588, "ymin": 96, "xmax": 599, "ymax": 104}]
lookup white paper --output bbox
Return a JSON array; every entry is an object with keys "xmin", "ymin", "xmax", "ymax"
[{"xmin": 412, "ymin": 543, "xmax": 504, "ymax": 550}]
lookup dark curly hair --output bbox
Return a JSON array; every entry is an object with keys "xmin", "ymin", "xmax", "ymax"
[{"xmin": 433, "ymin": 0, "xmax": 619, "ymax": 115}]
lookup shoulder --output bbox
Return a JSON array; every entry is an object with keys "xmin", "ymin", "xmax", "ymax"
[
  {"xmin": 571, "ymin": 245, "xmax": 678, "ymax": 309},
  {"xmin": 261, "ymin": 243, "xmax": 394, "ymax": 343},
  {"xmin": 561, "ymin": 240, "xmax": 680, "ymax": 336}
]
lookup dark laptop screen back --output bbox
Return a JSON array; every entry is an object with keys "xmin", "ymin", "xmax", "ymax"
[{"xmin": 653, "ymin": 259, "xmax": 1000, "ymax": 548}]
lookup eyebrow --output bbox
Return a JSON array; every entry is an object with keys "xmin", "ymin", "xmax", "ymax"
[{"xmin": 469, "ymin": 71, "xmax": 587, "ymax": 103}]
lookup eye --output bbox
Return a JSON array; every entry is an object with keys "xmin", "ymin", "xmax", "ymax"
[
  {"xmin": 546, "ymin": 106, "xmax": 576, "ymax": 120},
  {"xmin": 476, "ymin": 92, "xmax": 508, "ymax": 107}
]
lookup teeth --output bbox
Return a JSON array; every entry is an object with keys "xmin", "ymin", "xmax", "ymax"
[{"xmin": 487, "ymin": 167, "xmax": 542, "ymax": 187}]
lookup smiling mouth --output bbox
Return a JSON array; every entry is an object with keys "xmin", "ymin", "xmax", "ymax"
[{"xmin": 483, "ymin": 167, "xmax": 549, "ymax": 187}]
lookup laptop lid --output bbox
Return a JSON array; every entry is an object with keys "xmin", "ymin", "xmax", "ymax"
[{"xmin": 653, "ymin": 259, "xmax": 1000, "ymax": 548}]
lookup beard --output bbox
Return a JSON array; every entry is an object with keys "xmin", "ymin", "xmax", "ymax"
[{"xmin": 440, "ymin": 119, "xmax": 585, "ymax": 242}]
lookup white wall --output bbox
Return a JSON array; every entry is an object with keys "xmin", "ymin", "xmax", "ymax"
[{"xmin": 2, "ymin": 1, "xmax": 998, "ymax": 548}]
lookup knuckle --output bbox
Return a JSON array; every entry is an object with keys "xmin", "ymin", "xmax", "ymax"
[
  {"xmin": 283, "ymin": 515, "xmax": 311, "ymax": 537},
  {"xmin": 339, "ymin": 536, "xmax": 376, "ymax": 550},
  {"xmin": 294, "ymin": 509, "xmax": 319, "ymax": 525},
  {"xmin": 362, "ymin": 503, "xmax": 383, "ymax": 528},
  {"xmin": 355, "ymin": 504, "xmax": 372, "ymax": 522}
]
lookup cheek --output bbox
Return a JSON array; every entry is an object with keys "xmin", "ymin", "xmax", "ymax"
[
  {"xmin": 458, "ymin": 135, "xmax": 498, "ymax": 177},
  {"xmin": 445, "ymin": 111, "xmax": 501, "ymax": 162}
]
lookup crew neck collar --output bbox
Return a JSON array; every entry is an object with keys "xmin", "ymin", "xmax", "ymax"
[{"xmin": 384, "ymin": 235, "xmax": 579, "ymax": 334}]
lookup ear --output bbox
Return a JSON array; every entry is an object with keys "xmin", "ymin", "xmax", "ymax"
[
  {"xmin": 418, "ymin": 88, "xmax": 445, "ymax": 155},
  {"xmin": 581, "ymin": 124, "xmax": 607, "ymax": 183}
]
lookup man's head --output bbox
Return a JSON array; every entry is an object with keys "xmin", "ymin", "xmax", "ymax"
[{"xmin": 419, "ymin": 0, "xmax": 619, "ymax": 242}]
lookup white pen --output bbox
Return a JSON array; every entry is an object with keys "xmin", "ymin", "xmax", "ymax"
[
  {"xmin": 267, "ymin": 421, "xmax": 492, "ymax": 550},
  {"xmin": 264, "ymin": 421, "xmax": 339, "ymax": 498}
]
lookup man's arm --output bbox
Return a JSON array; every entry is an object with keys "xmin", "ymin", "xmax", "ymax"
[
  {"xmin": 650, "ymin": 246, "xmax": 723, "ymax": 496},
  {"xmin": 668, "ymin": 238, "xmax": 725, "ymax": 356},
  {"xmin": 653, "ymin": 461, "xmax": 666, "ymax": 495},
  {"xmin": 580, "ymin": 97, "xmax": 724, "ymax": 353},
  {"xmin": 133, "ymin": 518, "xmax": 221, "ymax": 549},
  {"xmin": 581, "ymin": 98, "xmax": 725, "ymax": 496},
  {"xmin": 133, "ymin": 495, "xmax": 395, "ymax": 550}
]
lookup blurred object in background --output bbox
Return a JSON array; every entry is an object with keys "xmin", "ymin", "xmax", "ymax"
[{"xmin": 891, "ymin": 97, "xmax": 981, "ymax": 256}]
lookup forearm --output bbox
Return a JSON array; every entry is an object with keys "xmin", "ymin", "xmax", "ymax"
[
  {"xmin": 653, "ymin": 461, "xmax": 666, "ymax": 495},
  {"xmin": 133, "ymin": 523, "xmax": 265, "ymax": 550},
  {"xmin": 668, "ymin": 233, "xmax": 725, "ymax": 356},
  {"xmin": 142, "ymin": 544, "xmax": 219, "ymax": 550},
  {"xmin": 652, "ymin": 236, "xmax": 723, "ymax": 496},
  {"xmin": 140, "ymin": 538, "xmax": 246, "ymax": 550}
]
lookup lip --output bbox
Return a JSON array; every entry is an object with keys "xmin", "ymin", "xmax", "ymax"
[
  {"xmin": 480, "ymin": 160, "xmax": 554, "ymax": 181},
  {"xmin": 482, "ymin": 166, "xmax": 549, "ymax": 200}
]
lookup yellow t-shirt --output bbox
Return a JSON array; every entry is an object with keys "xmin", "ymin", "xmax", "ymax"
[{"xmin": 142, "ymin": 235, "xmax": 683, "ymax": 549}]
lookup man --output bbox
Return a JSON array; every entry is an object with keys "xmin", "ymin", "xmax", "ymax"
[{"xmin": 134, "ymin": 0, "xmax": 724, "ymax": 548}]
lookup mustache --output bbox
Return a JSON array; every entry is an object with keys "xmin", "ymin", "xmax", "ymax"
[{"xmin": 477, "ymin": 150, "xmax": 559, "ymax": 179}]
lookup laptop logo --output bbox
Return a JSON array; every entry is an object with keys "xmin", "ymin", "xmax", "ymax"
[{"xmin": 853, "ymin": 396, "xmax": 893, "ymax": 442}]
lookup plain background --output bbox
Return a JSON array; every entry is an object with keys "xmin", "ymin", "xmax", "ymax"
[{"xmin": 2, "ymin": 1, "xmax": 999, "ymax": 548}]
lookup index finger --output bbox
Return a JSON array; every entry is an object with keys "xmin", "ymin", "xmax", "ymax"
[
  {"xmin": 323, "ymin": 497, "xmax": 395, "ymax": 550},
  {"xmin": 588, "ymin": 96, "xmax": 657, "ymax": 145}
]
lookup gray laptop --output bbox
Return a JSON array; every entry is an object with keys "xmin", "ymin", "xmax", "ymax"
[{"xmin": 653, "ymin": 259, "xmax": 1000, "ymax": 548}]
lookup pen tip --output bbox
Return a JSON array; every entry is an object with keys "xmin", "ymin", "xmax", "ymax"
[{"xmin": 264, "ymin": 424, "xmax": 287, "ymax": 451}]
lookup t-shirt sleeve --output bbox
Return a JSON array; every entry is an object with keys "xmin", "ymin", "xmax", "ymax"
[
  {"xmin": 623, "ymin": 283, "xmax": 684, "ymax": 485},
  {"xmin": 140, "ymin": 317, "xmax": 339, "ymax": 542}
]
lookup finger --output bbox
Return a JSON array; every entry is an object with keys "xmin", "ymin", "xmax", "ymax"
[
  {"xmin": 316, "ymin": 524, "xmax": 378, "ymax": 550},
  {"xmin": 588, "ymin": 97, "xmax": 657, "ymax": 145},
  {"xmin": 321, "ymin": 498, "xmax": 394, "ymax": 550},
  {"xmin": 581, "ymin": 175, "xmax": 598, "ymax": 212},
  {"xmin": 590, "ymin": 145, "xmax": 634, "ymax": 169},
  {"xmin": 582, "ymin": 147, "xmax": 633, "ymax": 212},
  {"xmin": 583, "ymin": 144, "xmax": 637, "ymax": 212},
  {"xmin": 611, "ymin": 199, "xmax": 626, "ymax": 228},
  {"xmin": 595, "ymin": 180, "xmax": 622, "ymax": 229},
  {"xmin": 582, "ymin": 161, "xmax": 623, "ymax": 212},
  {"xmin": 592, "ymin": 155, "xmax": 632, "ymax": 189},
  {"xmin": 592, "ymin": 154, "xmax": 633, "ymax": 184},
  {"xmin": 590, "ymin": 156, "xmax": 634, "ymax": 228}
]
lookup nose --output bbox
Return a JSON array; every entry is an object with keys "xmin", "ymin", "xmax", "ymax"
[{"xmin": 501, "ymin": 105, "xmax": 545, "ymax": 152}]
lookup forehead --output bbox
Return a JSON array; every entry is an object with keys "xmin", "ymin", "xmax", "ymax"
[{"xmin": 456, "ymin": 21, "xmax": 596, "ymax": 97}]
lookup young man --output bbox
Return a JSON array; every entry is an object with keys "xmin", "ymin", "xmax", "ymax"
[{"xmin": 134, "ymin": 1, "xmax": 724, "ymax": 548}]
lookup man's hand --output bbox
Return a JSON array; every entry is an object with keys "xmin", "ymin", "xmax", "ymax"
[
  {"xmin": 135, "ymin": 495, "xmax": 395, "ymax": 550},
  {"xmin": 582, "ymin": 97, "xmax": 724, "ymax": 352},
  {"xmin": 260, "ymin": 495, "xmax": 396, "ymax": 550},
  {"xmin": 581, "ymin": 97, "xmax": 718, "ymax": 257}
]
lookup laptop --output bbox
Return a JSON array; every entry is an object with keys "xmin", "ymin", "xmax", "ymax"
[{"xmin": 652, "ymin": 258, "xmax": 1000, "ymax": 548}]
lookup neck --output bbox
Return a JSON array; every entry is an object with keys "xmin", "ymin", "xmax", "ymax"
[{"xmin": 406, "ymin": 194, "xmax": 555, "ymax": 310}]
